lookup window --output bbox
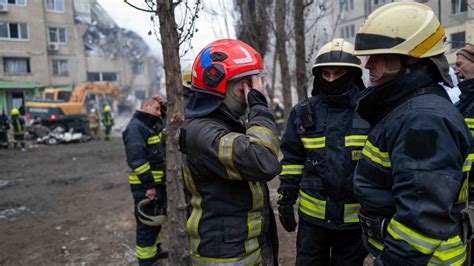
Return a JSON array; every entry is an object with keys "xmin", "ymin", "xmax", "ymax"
[
  {"xmin": 343, "ymin": 0, "xmax": 354, "ymax": 11},
  {"xmin": 0, "ymin": 0, "xmax": 27, "ymax": 6},
  {"xmin": 451, "ymin": 32, "xmax": 465, "ymax": 50},
  {"xmin": 48, "ymin": 27, "xmax": 66, "ymax": 44},
  {"xmin": 3, "ymin": 57, "xmax": 30, "ymax": 74},
  {"xmin": 52, "ymin": 59, "xmax": 68, "ymax": 76},
  {"xmin": 350, "ymin": 24, "xmax": 355, "ymax": 38},
  {"xmin": 45, "ymin": 0, "xmax": 64, "ymax": 13},
  {"xmin": 132, "ymin": 61, "xmax": 144, "ymax": 75},
  {"xmin": 451, "ymin": 0, "xmax": 467, "ymax": 14},
  {"xmin": 0, "ymin": 22, "xmax": 28, "ymax": 40},
  {"xmin": 87, "ymin": 72, "xmax": 118, "ymax": 81},
  {"xmin": 373, "ymin": 0, "xmax": 386, "ymax": 6},
  {"xmin": 340, "ymin": 24, "xmax": 355, "ymax": 38}
]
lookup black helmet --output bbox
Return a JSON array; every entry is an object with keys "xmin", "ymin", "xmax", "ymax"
[{"xmin": 137, "ymin": 199, "xmax": 168, "ymax": 226}]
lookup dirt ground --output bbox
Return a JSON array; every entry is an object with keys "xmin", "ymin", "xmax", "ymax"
[{"xmin": 0, "ymin": 138, "xmax": 301, "ymax": 265}]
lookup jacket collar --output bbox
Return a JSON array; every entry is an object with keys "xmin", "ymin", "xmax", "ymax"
[
  {"xmin": 134, "ymin": 110, "xmax": 161, "ymax": 128},
  {"xmin": 458, "ymin": 79, "xmax": 474, "ymax": 95},
  {"xmin": 320, "ymin": 86, "xmax": 361, "ymax": 107}
]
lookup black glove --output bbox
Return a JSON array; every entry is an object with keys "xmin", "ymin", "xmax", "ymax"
[
  {"xmin": 278, "ymin": 204, "xmax": 297, "ymax": 232},
  {"xmin": 277, "ymin": 187, "xmax": 299, "ymax": 232},
  {"xmin": 247, "ymin": 89, "xmax": 268, "ymax": 108}
]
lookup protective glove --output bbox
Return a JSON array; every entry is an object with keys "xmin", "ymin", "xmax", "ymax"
[{"xmin": 277, "ymin": 187, "xmax": 299, "ymax": 232}]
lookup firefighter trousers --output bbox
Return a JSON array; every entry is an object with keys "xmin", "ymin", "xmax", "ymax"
[
  {"xmin": 296, "ymin": 219, "xmax": 367, "ymax": 266},
  {"xmin": 133, "ymin": 197, "xmax": 162, "ymax": 265}
]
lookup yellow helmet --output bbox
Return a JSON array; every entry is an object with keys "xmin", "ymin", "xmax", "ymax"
[
  {"xmin": 312, "ymin": 38, "xmax": 362, "ymax": 75},
  {"xmin": 11, "ymin": 108, "xmax": 19, "ymax": 116},
  {"xmin": 182, "ymin": 65, "xmax": 192, "ymax": 89},
  {"xmin": 354, "ymin": 2, "xmax": 445, "ymax": 58},
  {"xmin": 104, "ymin": 105, "xmax": 111, "ymax": 112}
]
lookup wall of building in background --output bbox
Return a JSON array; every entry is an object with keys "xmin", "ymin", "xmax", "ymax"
[{"xmin": 0, "ymin": 0, "xmax": 160, "ymax": 113}]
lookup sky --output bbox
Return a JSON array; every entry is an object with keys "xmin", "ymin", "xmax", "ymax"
[{"xmin": 97, "ymin": 0, "xmax": 236, "ymax": 68}]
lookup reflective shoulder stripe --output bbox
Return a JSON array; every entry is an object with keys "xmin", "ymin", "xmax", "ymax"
[
  {"xmin": 362, "ymin": 140, "xmax": 391, "ymax": 168},
  {"xmin": 463, "ymin": 154, "xmax": 474, "ymax": 172},
  {"xmin": 147, "ymin": 135, "xmax": 161, "ymax": 144},
  {"xmin": 191, "ymin": 248, "xmax": 262, "ymax": 265},
  {"xmin": 428, "ymin": 235, "xmax": 466, "ymax": 265},
  {"xmin": 135, "ymin": 245, "xmax": 157, "ymax": 259},
  {"xmin": 343, "ymin": 203, "xmax": 361, "ymax": 223},
  {"xmin": 300, "ymin": 136, "xmax": 326, "ymax": 149},
  {"xmin": 183, "ymin": 163, "xmax": 203, "ymax": 256},
  {"xmin": 132, "ymin": 162, "xmax": 151, "ymax": 175},
  {"xmin": 245, "ymin": 182, "xmax": 264, "ymax": 256},
  {"xmin": 298, "ymin": 190, "xmax": 326, "ymax": 219},
  {"xmin": 280, "ymin": 164, "xmax": 304, "ymax": 175},
  {"xmin": 218, "ymin": 132, "xmax": 244, "ymax": 180},
  {"xmin": 247, "ymin": 125, "xmax": 280, "ymax": 156},
  {"xmin": 345, "ymin": 135, "xmax": 368, "ymax": 147},
  {"xmin": 387, "ymin": 218, "xmax": 441, "ymax": 254}
]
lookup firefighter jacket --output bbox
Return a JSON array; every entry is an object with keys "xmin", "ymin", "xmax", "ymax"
[
  {"xmin": 180, "ymin": 89, "xmax": 281, "ymax": 265},
  {"xmin": 0, "ymin": 115, "xmax": 9, "ymax": 132},
  {"xmin": 273, "ymin": 105, "xmax": 284, "ymax": 133},
  {"xmin": 457, "ymin": 79, "xmax": 474, "ymax": 201},
  {"xmin": 353, "ymin": 65, "xmax": 472, "ymax": 265},
  {"xmin": 122, "ymin": 111, "xmax": 165, "ymax": 198},
  {"xmin": 279, "ymin": 86, "xmax": 370, "ymax": 230},
  {"xmin": 102, "ymin": 112, "xmax": 114, "ymax": 127},
  {"xmin": 10, "ymin": 116, "xmax": 25, "ymax": 136}
]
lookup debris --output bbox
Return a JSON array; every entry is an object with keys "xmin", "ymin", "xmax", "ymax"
[
  {"xmin": 80, "ymin": 237, "xmax": 88, "ymax": 241},
  {"xmin": 55, "ymin": 226, "xmax": 62, "ymax": 231}
]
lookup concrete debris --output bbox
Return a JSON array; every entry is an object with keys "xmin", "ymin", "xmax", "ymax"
[
  {"xmin": 55, "ymin": 226, "xmax": 62, "ymax": 231},
  {"xmin": 36, "ymin": 127, "xmax": 91, "ymax": 145},
  {"xmin": 0, "ymin": 206, "xmax": 29, "ymax": 221}
]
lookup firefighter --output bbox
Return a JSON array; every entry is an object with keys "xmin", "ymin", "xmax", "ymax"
[
  {"xmin": 0, "ymin": 110, "xmax": 9, "ymax": 148},
  {"xmin": 88, "ymin": 108, "xmax": 100, "ymax": 140},
  {"xmin": 352, "ymin": 2, "xmax": 471, "ymax": 264},
  {"xmin": 10, "ymin": 108, "xmax": 26, "ymax": 151},
  {"xmin": 272, "ymin": 98, "xmax": 284, "ymax": 135},
  {"xmin": 179, "ymin": 39, "xmax": 281, "ymax": 265},
  {"xmin": 102, "ymin": 105, "xmax": 114, "ymax": 140},
  {"xmin": 122, "ymin": 96, "xmax": 168, "ymax": 265},
  {"xmin": 455, "ymin": 43, "xmax": 474, "ymax": 263},
  {"xmin": 278, "ymin": 38, "xmax": 369, "ymax": 265}
]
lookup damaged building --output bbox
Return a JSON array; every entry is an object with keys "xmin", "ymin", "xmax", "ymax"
[{"xmin": 0, "ymin": 0, "xmax": 161, "ymax": 113}]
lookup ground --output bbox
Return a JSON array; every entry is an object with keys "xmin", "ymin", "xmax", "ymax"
[
  {"xmin": 0, "ymin": 138, "xmax": 373, "ymax": 265},
  {"xmin": 0, "ymin": 138, "xmax": 301, "ymax": 265}
]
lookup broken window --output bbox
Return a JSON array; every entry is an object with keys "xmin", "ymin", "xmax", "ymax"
[
  {"xmin": 49, "ymin": 27, "xmax": 66, "ymax": 44},
  {"xmin": 0, "ymin": 21, "xmax": 28, "ymax": 40},
  {"xmin": 3, "ymin": 57, "xmax": 31, "ymax": 74},
  {"xmin": 45, "ymin": 0, "xmax": 64, "ymax": 13},
  {"xmin": 132, "ymin": 61, "xmax": 144, "ymax": 75},
  {"xmin": 52, "ymin": 59, "xmax": 68, "ymax": 76}
]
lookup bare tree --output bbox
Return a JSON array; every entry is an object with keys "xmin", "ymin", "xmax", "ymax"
[
  {"xmin": 235, "ymin": 0, "xmax": 272, "ymax": 58},
  {"xmin": 124, "ymin": 0, "xmax": 201, "ymax": 264},
  {"xmin": 293, "ymin": 0, "xmax": 313, "ymax": 102},
  {"xmin": 275, "ymin": 0, "xmax": 292, "ymax": 121}
]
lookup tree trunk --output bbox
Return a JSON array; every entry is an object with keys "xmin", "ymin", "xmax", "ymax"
[
  {"xmin": 155, "ymin": 1, "xmax": 189, "ymax": 265},
  {"xmin": 293, "ymin": 0, "xmax": 308, "ymax": 102},
  {"xmin": 275, "ymin": 0, "xmax": 292, "ymax": 121}
]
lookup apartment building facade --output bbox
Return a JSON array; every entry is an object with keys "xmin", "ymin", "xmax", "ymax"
[{"xmin": 0, "ymin": 0, "xmax": 160, "ymax": 114}]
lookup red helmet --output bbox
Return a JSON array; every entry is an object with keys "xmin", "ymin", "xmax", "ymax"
[{"xmin": 191, "ymin": 39, "xmax": 263, "ymax": 97}]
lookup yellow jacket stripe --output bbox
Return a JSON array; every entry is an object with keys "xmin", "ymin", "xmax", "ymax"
[
  {"xmin": 343, "ymin": 203, "xmax": 361, "ymax": 223},
  {"xmin": 183, "ymin": 163, "xmax": 203, "ymax": 256},
  {"xmin": 135, "ymin": 245, "xmax": 157, "ymax": 259},
  {"xmin": 465, "ymin": 118, "xmax": 474, "ymax": 129},
  {"xmin": 218, "ymin": 132, "xmax": 243, "ymax": 180},
  {"xmin": 301, "ymin": 136, "xmax": 326, "ymax": 149},
  {"xmin": 245, "ymin": 182, "xmax": 264, "ymax": 256},
  {"xmin": 129, "ymin": 171, "xmax": 164, "ymax": 184},
  {"xmin": 362, "ymin": 141, "xmax": 391, "ymax": 167},
  {"xmin": 280, "ymin": 164, "xmax": 304, "ymax": 175},
  {"xmin": 147, "ymin": 135, "xmax": 161, "ymax": 144},
  {"xmin": 247, "ymin": 125, "xmax": 280, "ymax": 156},
  {"xmin": 132, "ymin": 162, "xmax": 151, "ymax": 175},
  {"xmin": 299, "ymin": 190, "xmax": 326, "ymax": 219},
  {"xmin": 345, "ymin": 135, "xmax": 368, "ymax": 147},
  {"xmin": 463, "ymin": 154, "xmax": 474, "ymax": 172},
  {"xmin": 387, "ymin": 218, "xmax": 442, "ymax": 254}
]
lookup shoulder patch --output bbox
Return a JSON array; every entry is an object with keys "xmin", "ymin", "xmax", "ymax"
[{"xmin": 404, "ymin": 128, "xmax": 437, "ymax": 160}]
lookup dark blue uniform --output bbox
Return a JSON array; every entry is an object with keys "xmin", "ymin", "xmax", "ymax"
[
  {"xmin": 354, "ymin": 66, "xmax": 471, "ymax": 265},
  {"xmin": 0, "ymin": 113, "xmax": 9, "ymax": 148},
  {"xmin": 279, "ymin": 86, "xmax": 369, "ymax": 265},
  {"xmin": 122, "ymin": 111, "xmax": 166, "ymax": 265}
]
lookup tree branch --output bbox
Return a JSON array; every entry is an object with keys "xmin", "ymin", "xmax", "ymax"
[{"xmin": 123, "ymin": 0, "xmax": 156, "ymax": 13}]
